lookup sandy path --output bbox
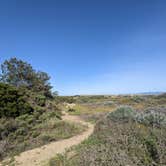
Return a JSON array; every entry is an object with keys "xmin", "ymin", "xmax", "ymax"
[{"xmin": 9, "ymin": 112, "xmax": 94, "ymax": 166}]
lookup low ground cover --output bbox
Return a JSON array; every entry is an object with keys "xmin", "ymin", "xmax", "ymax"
[{"xmin": 49, "ymin": 106, "xmax": 166, "ymax": 166}]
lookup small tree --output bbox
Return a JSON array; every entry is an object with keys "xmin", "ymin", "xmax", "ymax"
[
  {"xmin": 0, "ymin": 57, "xmax": 35, "ymax": 87},
  {"xmin": 0, "ymin": 57, "xmax": 52, "ymax": 97}
]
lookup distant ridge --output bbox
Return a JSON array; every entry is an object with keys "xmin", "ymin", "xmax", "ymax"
[
  {"xmin": 62, "ymin": 92, "xmax": 166, "ymax": 96},
  {"xmin": 135, "ymin": 92, "xmax": 165, "ymax": 95}
]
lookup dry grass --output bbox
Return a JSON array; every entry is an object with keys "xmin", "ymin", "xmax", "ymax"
[{"xmin": 68, "ymin": 104, "xmax": 116, "ymax": 115}]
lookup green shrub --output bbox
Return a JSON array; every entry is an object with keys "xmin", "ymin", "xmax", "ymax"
[
  {"xmin": 144, "ymin": 137, "xmax": 159, "ymax": 163},
  {"xmin": 35, "ymin": 95, "xmax": 46, "ymax": 106},
  {"xmin": 32, "ymin": 131, "xmax": 40, "ymax": 138},
  {"xmin": 136, "ymin": 110, "xmax": 166, "ymax": 127},
  {"xmin": 0, "ymin": 140, "xmax": 8, "ymax": 159},
  {"xmin": 0, "ymin": 118, "xmax": 18, "ymax": 139},
  {"xmin": 49, "ymin": 154, "xmax": 67, "ymax": 166},
  {"xmin": 0, "ymin": 83, "xmax": 33, "ymax": 118},
  {"xmin": 40, "ymin": 134, "xmax": 53, "ymax": 143},
  {"xmin": 132, "ymin": 96, "xmax": 144, "ymax": 103},
  {"xmin": 68, "ymin": 108, "xmax": 76, "ymax": 112},
  {"xmin": 107, "ymin": 106, "xmax": 135, "ymax": 122},
  {"xmin": 15, "ymin": 127, "xmax": 28, "ymax": 136}
]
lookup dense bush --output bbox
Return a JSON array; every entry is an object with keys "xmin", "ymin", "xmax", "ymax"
[
  {"xmin": 136, "ymin": 109, "xmax": 166, "ymax": 127},
  {"xmin": 107, "ymin": 106, "xmax": 135, "ymax": 122},
  {"xmin": 35, "ymin": 95, "xmax": 46, "ymax": 106},
  {"xmin": 0, "ymin": 108, "xmax": 82, "ymax": 160},
  {"xmin": 108, "ymin": 107, "xmax": 166, "ymax": 127},
  {"xmin": 68, "ymin": 108, "xmax": 76, "ymax": 112},
  {"xmin": 0, "ymin": 83, "xmax": 33, "ymax": 118}
]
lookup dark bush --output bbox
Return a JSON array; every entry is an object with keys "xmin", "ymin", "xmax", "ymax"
[
  {"xmin": 68, "ymin": 108, "xmax": 76, "ymax": 112},
  {"xmin": 0, "ymin": 83, "xmax": 33, "ymax": 118},
  {"xmin": 35, "ymin": 95, "xmax": 46, "ymax": 106}
]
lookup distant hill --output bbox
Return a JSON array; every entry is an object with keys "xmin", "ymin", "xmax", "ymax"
[{"xmin": 135, "ymin": 92, "xmax": 165, "ymax": 95}]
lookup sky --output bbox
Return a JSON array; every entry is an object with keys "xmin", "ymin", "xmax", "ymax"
[{"xmin": 0, "ymin": 0, "xmax": 166, "ymax": 95}]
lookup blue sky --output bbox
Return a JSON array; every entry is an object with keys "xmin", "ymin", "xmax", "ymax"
[{"xmin": 0, "ymin": 0, "xmax": 166, "ymax": 95}]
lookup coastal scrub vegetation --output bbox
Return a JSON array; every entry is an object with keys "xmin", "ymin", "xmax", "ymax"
[
  {"xmin": 0, "ymin": 57, "xmax": 85, "ymax": 160},
  {"xmin": 49, "ymin": 106, "xmax": 166, "ymax": 166}
]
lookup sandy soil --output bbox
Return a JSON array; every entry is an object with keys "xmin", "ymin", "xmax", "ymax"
[{"xmin": 2, "ymin": 112, "xmax": 94, "ymax": 166}]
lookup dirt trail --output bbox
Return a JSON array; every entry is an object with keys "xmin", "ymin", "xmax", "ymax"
[{"xmin": 10, "ymin": 112, "xmax": 94, "ymax": 166}]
